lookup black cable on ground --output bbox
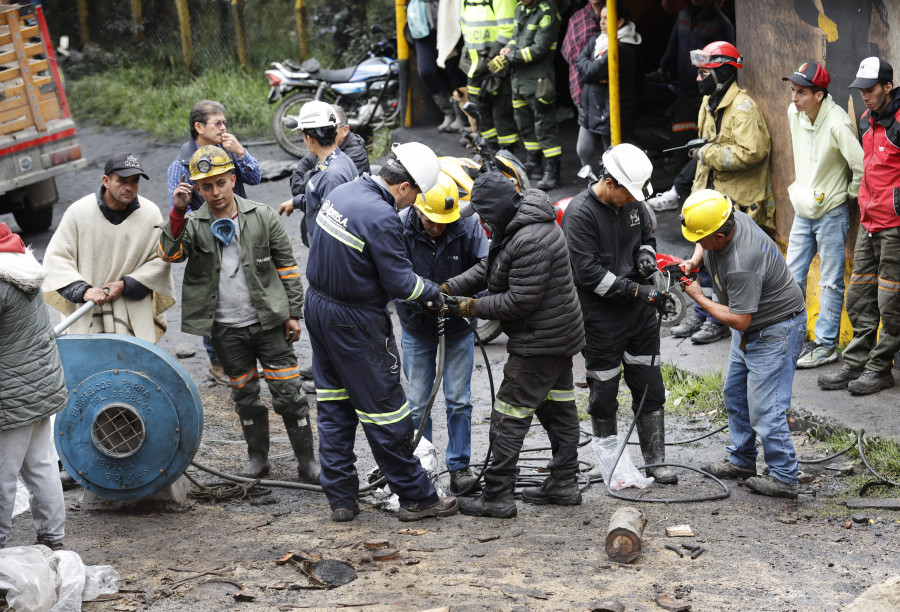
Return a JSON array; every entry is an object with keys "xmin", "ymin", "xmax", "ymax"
[
  {"xmin": 856, "ymin": 430, "xmax": 900, "ymax": 493},
  {"xmin": 797, "ymin": 438, "xmax": 855, "ymax": 465}
]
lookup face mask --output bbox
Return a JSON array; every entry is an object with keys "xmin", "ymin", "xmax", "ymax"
[{"xmin": 698, "ymin": 74, "xmax": 718, "ymax": 95}]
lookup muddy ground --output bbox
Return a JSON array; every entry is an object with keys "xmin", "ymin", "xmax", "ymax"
[{"xmin": 3, "ymin": 126, "xmax": 899, "ymax": 611}]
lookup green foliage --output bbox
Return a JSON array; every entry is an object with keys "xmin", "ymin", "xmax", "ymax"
[
  {"xmin": 67, "ymin": 67, "xmax": 272, "ymax": 142},
  {"xmin": 367, "ymin": 126, "xmax": 394, "ymax": 160},
  {"xmin": 659, "ymin": 364, "xmax": 726, "ymax": 419}
]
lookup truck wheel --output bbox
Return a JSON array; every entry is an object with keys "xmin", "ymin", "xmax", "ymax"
[
  {"xmin": 13, "ymin": 205, "xmax": 52, "ymax": 234},
  {"xmin": 474, "ymin": 318, "xmax": 503, "ymax": 344}
]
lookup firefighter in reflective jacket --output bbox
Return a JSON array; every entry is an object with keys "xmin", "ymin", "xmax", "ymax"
[
  {"xmin": 490, "ymin": 0, "xmax": 562, "ymax": 190},
  {"xmin": 304, "ymin": 142, "xmax": 459, "ymax": 523},
  {"xmin": 461, "ymin": 0, "xmax": 519, "ymax": 150}
]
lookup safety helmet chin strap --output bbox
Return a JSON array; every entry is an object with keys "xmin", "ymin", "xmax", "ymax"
[{"xmin": 711, "ymin": 69, "xmax": 724, "ymax": 92}]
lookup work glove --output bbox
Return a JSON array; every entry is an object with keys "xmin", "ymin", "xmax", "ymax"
[
  {"xmin": 688, "ymin": 143, "xmax": 708, "ymax": 164},
  {"xmin": 449, "ymin": 297, "xmax": 477, "ymax": 318},
  {"xmin": 636, "ymin": 252, "xmax": 657, "ymax": 278},
  {"xmin": 439, "ymin": 282, "xmax": 453, "ymax": 295},
  {"xmin": 423, "ymin": 292, "xmax": 445, "ymax": 316},
  {"xmin": 488, "ymin": 54, "xmax": 509, "ymax": 74},
  {"xmin": 635, "ymin": 284, "xmax": 675, "ymax": 315}
]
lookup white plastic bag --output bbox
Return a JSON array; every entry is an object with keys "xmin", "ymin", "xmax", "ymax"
[
  {"xmin": 365, "ymin": 437, "xmax": 445, "ymax": 511},
  {"xmin": 592, "ymin": 434, "xmax": 654, "ymax": 491},
  {"xmin": 13, "ymin": 476, "xmax": 30, "ymax": 517},
  {"xmin": 0, "ymin": 545, "xmax": 119, "ymax": 612}
]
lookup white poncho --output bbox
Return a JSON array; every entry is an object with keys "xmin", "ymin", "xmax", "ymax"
[{"xmin": 42, "ymin": 194, "xmax": 175, "ymax": 343}]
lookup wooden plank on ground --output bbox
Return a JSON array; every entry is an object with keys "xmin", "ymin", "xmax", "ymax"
[{"xmin": 845, "ymin": 498, "xmax": 900, "ymax": 510}]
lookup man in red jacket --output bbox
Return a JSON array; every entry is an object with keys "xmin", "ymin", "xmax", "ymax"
[{"xmin": 819, "ymin": 57, "xmax": 900, "ymax": 396}]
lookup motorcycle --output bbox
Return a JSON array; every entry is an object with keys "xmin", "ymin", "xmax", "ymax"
[
  {"xmin": 265, "ymin": 25, "xmax": 400, "ymax": 158},
  {"xmin": 440, "ymin": 102, "xmax": 531, "ymax": 344},
  {"xmin": 553, "ymin": 165, "xmax": 690, "ymax": 329}
]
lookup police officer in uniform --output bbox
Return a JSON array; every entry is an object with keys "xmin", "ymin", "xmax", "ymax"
[
  {"xmin": 489, "ymin": 0, "xmax": 562, "ymax": 189},
  {"xmin": 461, "ymin": 0, "xmax": 520, "ymax": 152}
]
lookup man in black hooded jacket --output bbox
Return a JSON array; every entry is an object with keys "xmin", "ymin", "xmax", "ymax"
[{"xmin": 443, "ymin": 172, "xmax": 584, "ymax": 518}]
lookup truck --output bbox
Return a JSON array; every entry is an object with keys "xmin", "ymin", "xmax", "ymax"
[{"xmin": 0, "ymin": 3, "xmax": 86, "ymax": 233}]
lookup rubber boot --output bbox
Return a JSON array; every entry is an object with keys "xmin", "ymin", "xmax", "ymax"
[
  {"xmin": 237, "ymin": 415, "xmax": 270, "ymax": 478},
  {"xmin": 591, "ymin": 416, "xmax": 617, "ymax": 439},
  {"xmin": 536, "ymin": 156, "xmax": 561, "ymax": 190},
  {"xmin": 588, "ymin": 416, "xmax": 617, "ymax": 479},
  {"xmin": 433, "ymin": 93, "xmax": 456, "ymax": 133},
  {"xmin": 525, "ymin": 151, "xmax": 542, "ymax": 181},
  {"xmin": 521, "ymin": 469, "xmax": 582, "ymax": 505},
  {"xmin": 449, "ymin": 97, "xmax": 468, "ymax": 132},
  {"xmin": 284, "ymin": 416, "xmax": 321, "ymax": 484},
  {"xmin": 635, "ymin": 410, "xmax": 678, "ymax": 484}
]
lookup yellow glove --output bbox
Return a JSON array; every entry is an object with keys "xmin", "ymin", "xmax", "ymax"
[{"xmin": 488, "ymin": 54, "xmax": 509, "ymax": 74}]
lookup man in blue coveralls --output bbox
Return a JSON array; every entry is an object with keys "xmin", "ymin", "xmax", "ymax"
[{"xmin": 304, "ymin": 142, "xmax": 460, "ymax": 523}]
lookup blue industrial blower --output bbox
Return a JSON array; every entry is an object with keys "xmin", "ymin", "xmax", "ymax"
[{"xmin": 52, "ymin": 302, "xmax": 203, "ymax": 501}]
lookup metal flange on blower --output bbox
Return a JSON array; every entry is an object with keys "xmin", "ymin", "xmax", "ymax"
[{"xmin": 52, "ymin": 302, "xmax": 203, "ymax": 501}]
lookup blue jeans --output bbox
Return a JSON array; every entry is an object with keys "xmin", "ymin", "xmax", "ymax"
[
  {"xmin": 401, "ymin": 329, "xmax": 474, "ymax": 472},
  {"xmin": 785, "ymin": 204, "xmax": 849, "ymax": 348},
  {"xmin": 722, "ymin": 313, "xmax": 805, "ymax": 485}
]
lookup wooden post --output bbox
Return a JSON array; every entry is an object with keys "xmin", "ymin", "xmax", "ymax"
[
  {"xmin": 605, "ymin": 507, "xmax": 646, "ymax": 563},
  {"xmin": 294, "ymin": 0, "xmax": 310, "ymax": 60},
  {"xmin": 231, "ymin": 0, "xmax": 249, "ymax": 69},
  {"xmin": 130, "ymin": 0, "xmax": 143, "ymax": 39},
  {"xmin": 77, "ymin": 0, "xmax": 90, "ymax": 44},
  {"xmin": 174, "ymin": 0, "xmax": 192, "ymax": 70}
]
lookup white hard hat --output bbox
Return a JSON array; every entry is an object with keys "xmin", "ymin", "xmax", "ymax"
[
  {"xmin": 601, "ymin": 143, "xmax": 653, "ymax": 201},
  {"xmin": 391, "ymin": 142, "xmax": 441, "ymax": 193},
  {"xmin": 295, "ymin": 100, "xmax": 338, "ymax": 131}
]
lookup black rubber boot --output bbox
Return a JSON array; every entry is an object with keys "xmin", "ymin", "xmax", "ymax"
[
  {"xmin": 284, "ymin": 416, "xmax": 321, "ymax": 484},
  {"xmin": 521, "ymin": 469, "xmax": 582, "ymax": 505},
  {"xmin": 458, "ymin": 489, "xmax": 517, "ymax": 518},
  {"xmin": 635, "ymin": 410, "xmax": 678, "ymax": 484},
  {"xmin": 591, "ymin": 416, "xmax": 618, "ymax": 439},
  {"xmin": 432, "ymin": 93, "xmax": 456, "ymax": 133},
  {"xmin": 525, "ymin": 151, "xmax": 542, "ymax": 180},
  {"xmin": 536, "ymin": 156, "xmax": 561, "ymax": 190},
  {"xmin": 237, "ymin": 415, "xmax": 270, "ymax": 478}
]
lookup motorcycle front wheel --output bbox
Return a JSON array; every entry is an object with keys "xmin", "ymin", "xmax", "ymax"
[{"xmin": 273, "ymin": 92, "xmax": 316, "ymax": 158}]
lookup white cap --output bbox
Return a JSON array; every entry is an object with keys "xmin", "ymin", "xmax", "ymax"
[
  {"xmin": 601, "ymin": 143, "xmax": 654, "ymax": 201},
  {"xmin": 391, "ymin": 142, "xmax": 441, "ymax": 192},
  {"xmin": 294, "ymin": 100, "xmax": 338, "ymax": 131}
]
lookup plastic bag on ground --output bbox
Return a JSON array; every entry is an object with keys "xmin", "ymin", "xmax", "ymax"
[
  {"xmin": 0, "ymin": 545, "xmax": 119, "ymax": 612},
  {"xmin": 592, "ymin": 434, "xmax": 654, "ymax": 491},
  {"xmin": 365, "ymin": 437, "xmax": 445, "ymax": 511}
]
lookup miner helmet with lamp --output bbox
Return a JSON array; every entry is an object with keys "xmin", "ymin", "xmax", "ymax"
[{"xmin": 188, "ymin": 144, "xmax": 235, "ymax": 181}]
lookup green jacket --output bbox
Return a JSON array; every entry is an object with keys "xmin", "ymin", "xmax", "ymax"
[
  {"xmin": 505, "ymin": 0, "xmax": 560, "ymax": 82},
  {"xmin": 694, "ymin": 81, "xmax": 774, "ymax": 231},
  {"xmin": 158, "ymin": 195, "xmax": 304, "ymax": 336}
]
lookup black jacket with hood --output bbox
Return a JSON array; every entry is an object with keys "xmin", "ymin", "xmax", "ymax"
[{"xmin": 445, "ymin": 174, "xmax": 584, "ymax": 358}]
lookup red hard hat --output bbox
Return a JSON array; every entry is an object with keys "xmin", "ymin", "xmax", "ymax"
[{"xmin": 690, "ymin": 41, "xmax": 742, "ymax": 69}]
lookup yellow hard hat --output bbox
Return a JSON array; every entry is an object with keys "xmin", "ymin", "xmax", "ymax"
[
  {"xmin": 188, "ymin": 145, "xmax": 235, "ymax": 181},
  {"xmin": 415, "ymin": 171, "xmax": 460, "ymax": 223},
  {"xmin": 680, "ymin": 189, "xmax": 734, "ymax": 242}
]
